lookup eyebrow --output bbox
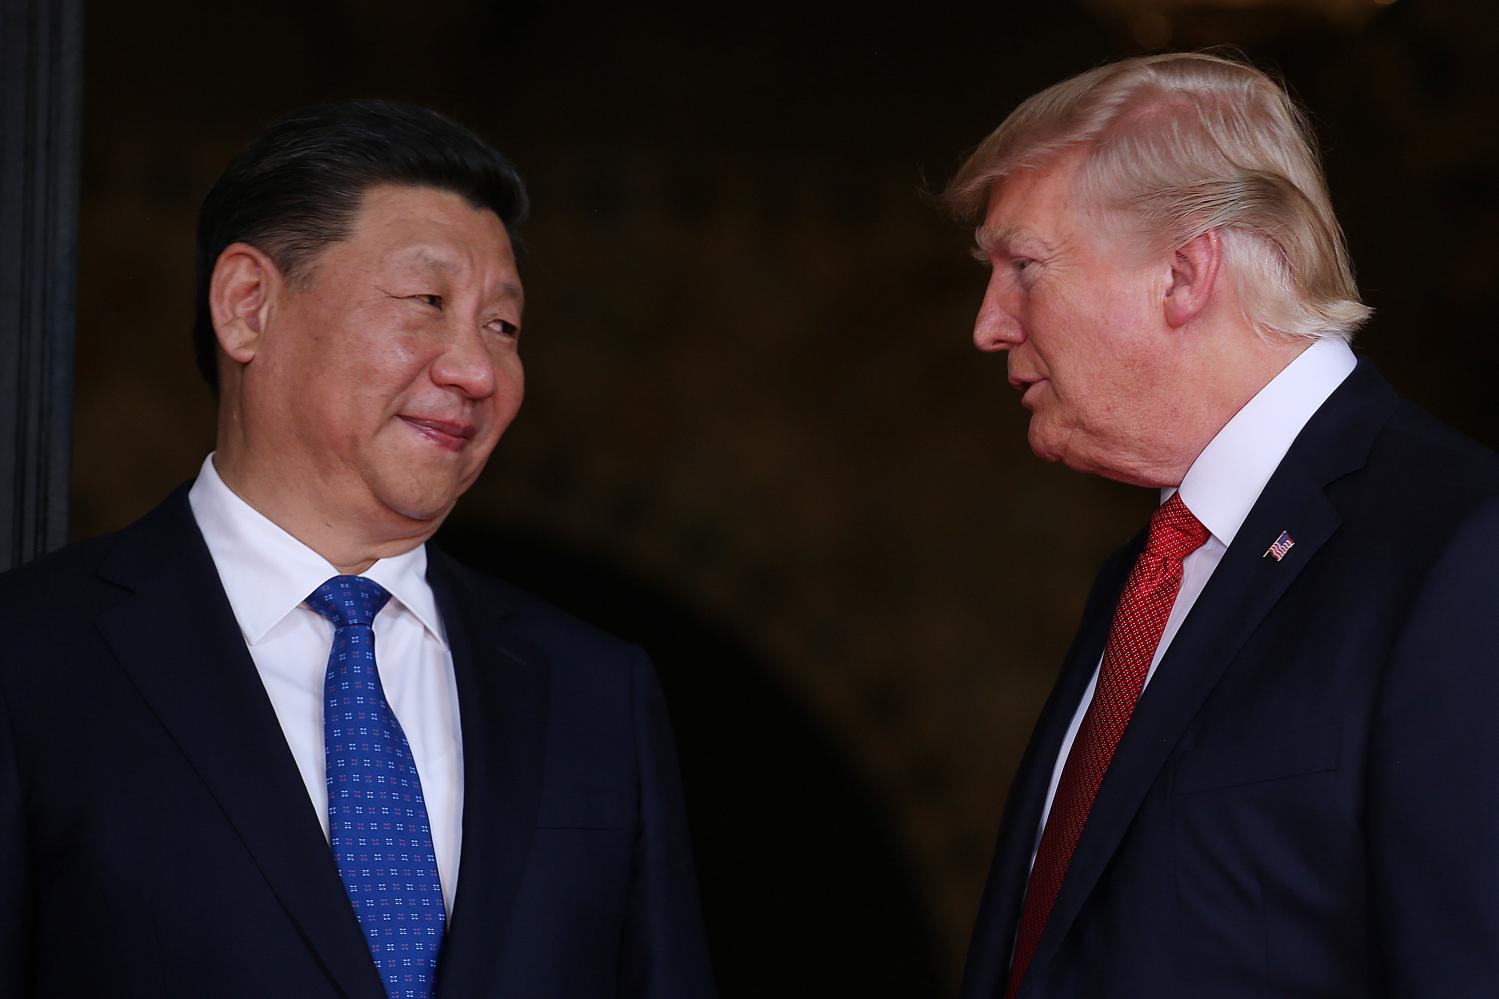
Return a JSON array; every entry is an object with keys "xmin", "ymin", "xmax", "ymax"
[
  {"xmin": 971, "ymin": 223, "xmax": 1060, "ymax": 264},
  {"xmin": 393, "ymin": 247, "xmax": 524, "ymax": 303},
  {"xmin": 973, "ymin": 223, "xmax": 1020, "ymax": 255},
  {"xmin": 399, "ymin": 247, "xmax": 460, "ymax": 272}
]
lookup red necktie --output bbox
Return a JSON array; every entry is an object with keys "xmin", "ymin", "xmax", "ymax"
[{"xmin": 1005, "ymin": 493, "xmax": 1209, "ymax": 998}]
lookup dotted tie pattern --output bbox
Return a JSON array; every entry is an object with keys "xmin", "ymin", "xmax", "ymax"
[
  {"xmin": 1005, "ymin": 494, "xmax": 1208, "ymax": 998},
  {"xmin": 308, "ymin": 576, "xmax": 445, "ymax": 999}
]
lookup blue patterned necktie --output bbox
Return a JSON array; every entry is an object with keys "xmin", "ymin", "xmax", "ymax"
[{"xmin": 308, "ymin": 575, "xmax": 445, "ymax": 999}]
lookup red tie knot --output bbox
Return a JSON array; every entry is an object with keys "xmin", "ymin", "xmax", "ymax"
[{"xmin": 1146, "ymin": 492, "xmax": 1210, "ymax": 562}]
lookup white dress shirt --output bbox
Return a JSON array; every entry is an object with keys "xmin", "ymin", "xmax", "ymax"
[
  {"xmin": 1031, "ymin": 337, "xmax": 1358, "ymax": 861},
  {"xmin": 188, "ymin": 455, "xmax": 464, "ymax": 916}
]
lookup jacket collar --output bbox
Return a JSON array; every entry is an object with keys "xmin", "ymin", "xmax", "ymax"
[
  {"xmin": 96, "ymin": 486, "xmax": 389, "ymax": 999},
  {"xmin": 425, "ymin": 549, "xmax": 549, "ymax": 996}
]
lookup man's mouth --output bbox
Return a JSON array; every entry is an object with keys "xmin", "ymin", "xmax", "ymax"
[
  {"xmin": 399, "ymin": 416, "xmax": 476, "ymax": 452},
  {"xmin": 1010, "ymin": 375, "xmax": 1045, "ymax": 408}
]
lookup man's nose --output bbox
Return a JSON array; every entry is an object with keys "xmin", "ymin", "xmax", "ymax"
[
  {"xmin": 431, "ymin": 322, "xmax": 498, "ymax": 398},
  {"xmin": 972, "ymin": 272, "xmax": 1024, "ymax": 353}
]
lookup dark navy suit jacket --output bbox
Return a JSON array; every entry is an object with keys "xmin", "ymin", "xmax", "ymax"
[
  {"xmin": 0, "ymin": 487, "xmax": 715, "ymax": 998},
  {"xmin": 961, "ymin": 360, "xmax": 1499, "ymax": 998}
]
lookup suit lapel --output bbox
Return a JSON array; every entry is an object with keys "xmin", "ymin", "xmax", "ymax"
[
  {"xmin": 965, "ymin": 542, "xmax": 1137, "ymax": 996},
  {"xmin": 1023, "ymin": 360, "xmax": 1400, "ymax": 988},
  {"xmin": 427, "ymin": 552, "xmax": 549, "ymax": 996},
  {"xmin": 94, "ymin": 488, "xmax": 386, "ymax": 999}
]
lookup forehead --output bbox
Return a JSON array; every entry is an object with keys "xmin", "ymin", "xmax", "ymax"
[
  {"xmin": 978, "ymin": 160, "xmax": 1085, "ymax": 247},
  {"xmin": 335, "ymin": 184, "xmax": 521, "ymax": 290},
  {"xmin": 977, "ymin": 157, "xmax": 1143, "ymax": 269}
]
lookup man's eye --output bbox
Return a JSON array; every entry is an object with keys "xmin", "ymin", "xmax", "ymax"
[
  {"xmin": 488, "ymin": 319, "xmax": 519, "ymax": 338},
  {"xmin": 1013, "ymin": 258, "xmax": 1033, "ymax": 273},
  {"xmin": 412, "ymin": 294, "xmax": 442, "ymax": 308}
]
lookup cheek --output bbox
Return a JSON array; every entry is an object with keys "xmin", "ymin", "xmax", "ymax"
[
  {"xmin": 367, "ymin": 330, "xmax": 430, "ymax": 381},
  {"xmin": 1075, "ymin": 282, "xmax": 1150, "ymax": 354},
  {"xmin": 486, "ymin": 355, "xmax": 526, "ymax": 425},
  {"xmin": 348, "ymin": 338, "xmax": 443, "ymax": 417},
  {"xmin": 503, "ymin": 352, "xmax": 525, "ymax": 391}
]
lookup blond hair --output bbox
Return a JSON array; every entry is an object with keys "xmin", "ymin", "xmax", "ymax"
[{"xmin": 944, "ymin": 52, "xmax": 1370, "ymax": 341}]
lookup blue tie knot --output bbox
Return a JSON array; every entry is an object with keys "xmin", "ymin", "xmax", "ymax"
[{"xmin": 306, "ymin": 575, "xmax": 392, "ymax": 630}]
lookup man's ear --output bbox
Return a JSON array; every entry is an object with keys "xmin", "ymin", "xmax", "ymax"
[
  {"xmin": 209, "ymin": 243, "xmax": 279, "ymax": 363},
  {"xmin": 1163, "ymin": 228, "xmax": 1222, "ymax": 329}
]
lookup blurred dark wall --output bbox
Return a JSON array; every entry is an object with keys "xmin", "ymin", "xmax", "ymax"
[{"xmin": 74, "ymin": 1, "xmax": 1499, "ymax": 992}]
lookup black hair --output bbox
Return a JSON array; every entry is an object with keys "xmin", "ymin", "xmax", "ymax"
[{"xmin": 192, "ymin": 98, "xmax": 529, "ymax": 391}]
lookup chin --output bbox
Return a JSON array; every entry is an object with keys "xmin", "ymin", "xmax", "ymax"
[
  {"xmin": 372, "ymin": 483, "xmax": 464, "ymax": 528},
  {"xmin": 1026, "ymin": 424, "xmax": 1064, "ymax": 465},
  {"xmin": 366, "ymin": 459, "xmax": 479, "ymax": 522},
  {"xmin": 396, "ymin": 494, "xmax": 462, "ymax": 524}
]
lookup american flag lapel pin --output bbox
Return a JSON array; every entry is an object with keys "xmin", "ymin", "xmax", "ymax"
[{"xmin": 1263, "ymin": 530, "xmax": 1295, "ymax": 561}]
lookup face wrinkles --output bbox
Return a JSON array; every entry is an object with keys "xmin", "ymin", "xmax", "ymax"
[
  {"xmin": 376, "ymin": 247, "xmax": 524, "ymax": 358},
  {"xmin": 232, "ymin": 183, "xmax": 525, "ymax": 555},
  {"xmin": 388, "ymin": 244, "xmax": 525, "ymax": 310},
  {"xmin": 972, "ymin": 222, "xmax": 1060, "ymax": 267},
  {"xmin": 971, "ymin": 158, "xmax": 1177, "ymax": 485}
]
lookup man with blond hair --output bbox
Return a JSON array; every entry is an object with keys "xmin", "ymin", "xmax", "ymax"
[{"xmin": 951, "ymin": 52, "xmax": 1499, "ymax": 998}]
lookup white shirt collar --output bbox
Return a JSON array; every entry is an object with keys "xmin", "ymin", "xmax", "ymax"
[
  {"xmin": 187, "ymin": 454, "xmax": 447, "ymax": 648},
  {"xmin": 1166, "ymin": 337, "xmax": 1357, "ymax": 547}
]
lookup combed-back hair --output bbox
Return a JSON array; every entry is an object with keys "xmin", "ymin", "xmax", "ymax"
[
  {"xmin": 944, "ymin": 52, "xmax": 1370, "ymax": 341},
  {"xmin": 193, "ymin": 99, "xmax": 529, "ymax": 391}
]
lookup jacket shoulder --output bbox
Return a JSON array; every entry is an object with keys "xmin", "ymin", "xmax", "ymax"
[
  {"xmin": 430, "ymin": 548, "xmax": 642, "ymax": 662},
  {"xmin": 0, "ymin": 486, "xmax": 199, "ymax": 625},
  {"xmin": 0, "ymin": 532, "xmax": 124, "ymax": 620},
  {"xmin": 1366, "ymin": 400, "xmax": 1499, "ymax": 510}
]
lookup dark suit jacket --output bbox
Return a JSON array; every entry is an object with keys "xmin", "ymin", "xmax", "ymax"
[
  {"xmin": 961, "ymin": 360, "xmax": 1499, "ymax": 998},
  {"xmin": 0, "ymin": 486, "xmax": 715, "ymax": 998}
]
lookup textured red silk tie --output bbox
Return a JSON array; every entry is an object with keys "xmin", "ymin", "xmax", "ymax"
[{"xmin": 1005, "ymin": 493, "xmax": 1209, "ymax": 998}]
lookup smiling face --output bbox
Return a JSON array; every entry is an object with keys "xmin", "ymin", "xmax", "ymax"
[
  {"xmin": 216, "ymin": 184, "xmax": 524, "ymax": 562},
  {"xmin": 971, "ymin": 156, "xmax": 1187, "ymax": 486}
]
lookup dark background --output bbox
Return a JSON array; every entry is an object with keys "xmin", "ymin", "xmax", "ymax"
[{"xmin": 73, "ymin": 1, "xmax": 1497, "ymax": 994}]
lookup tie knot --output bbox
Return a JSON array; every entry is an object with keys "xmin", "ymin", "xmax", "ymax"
[
  {"xmin": 1145, "ymin": 493, "xmax": 1210, "ymax": 562},
  {"xmin": 306, "ymin": 575, "xmax": 391, "ymax": 629}
]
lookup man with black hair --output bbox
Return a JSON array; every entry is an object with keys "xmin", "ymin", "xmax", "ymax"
[{"xmin": 0, "ymin": 100, "xmax": 715, "ymax": 999}]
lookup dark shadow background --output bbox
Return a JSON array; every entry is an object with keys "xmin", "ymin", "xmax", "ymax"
[{"xmin": 73, "ymin": 1, "xmax": 1498, "ymax": 993}]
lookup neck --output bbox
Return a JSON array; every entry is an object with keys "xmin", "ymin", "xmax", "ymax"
[
  {"xmin": 1158, "ymin": 327, "xmax": 1312, "ymax": 487},
  {"xmin": 210, "ymin": 448, "xmax": 437, "ymax": 576}
]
